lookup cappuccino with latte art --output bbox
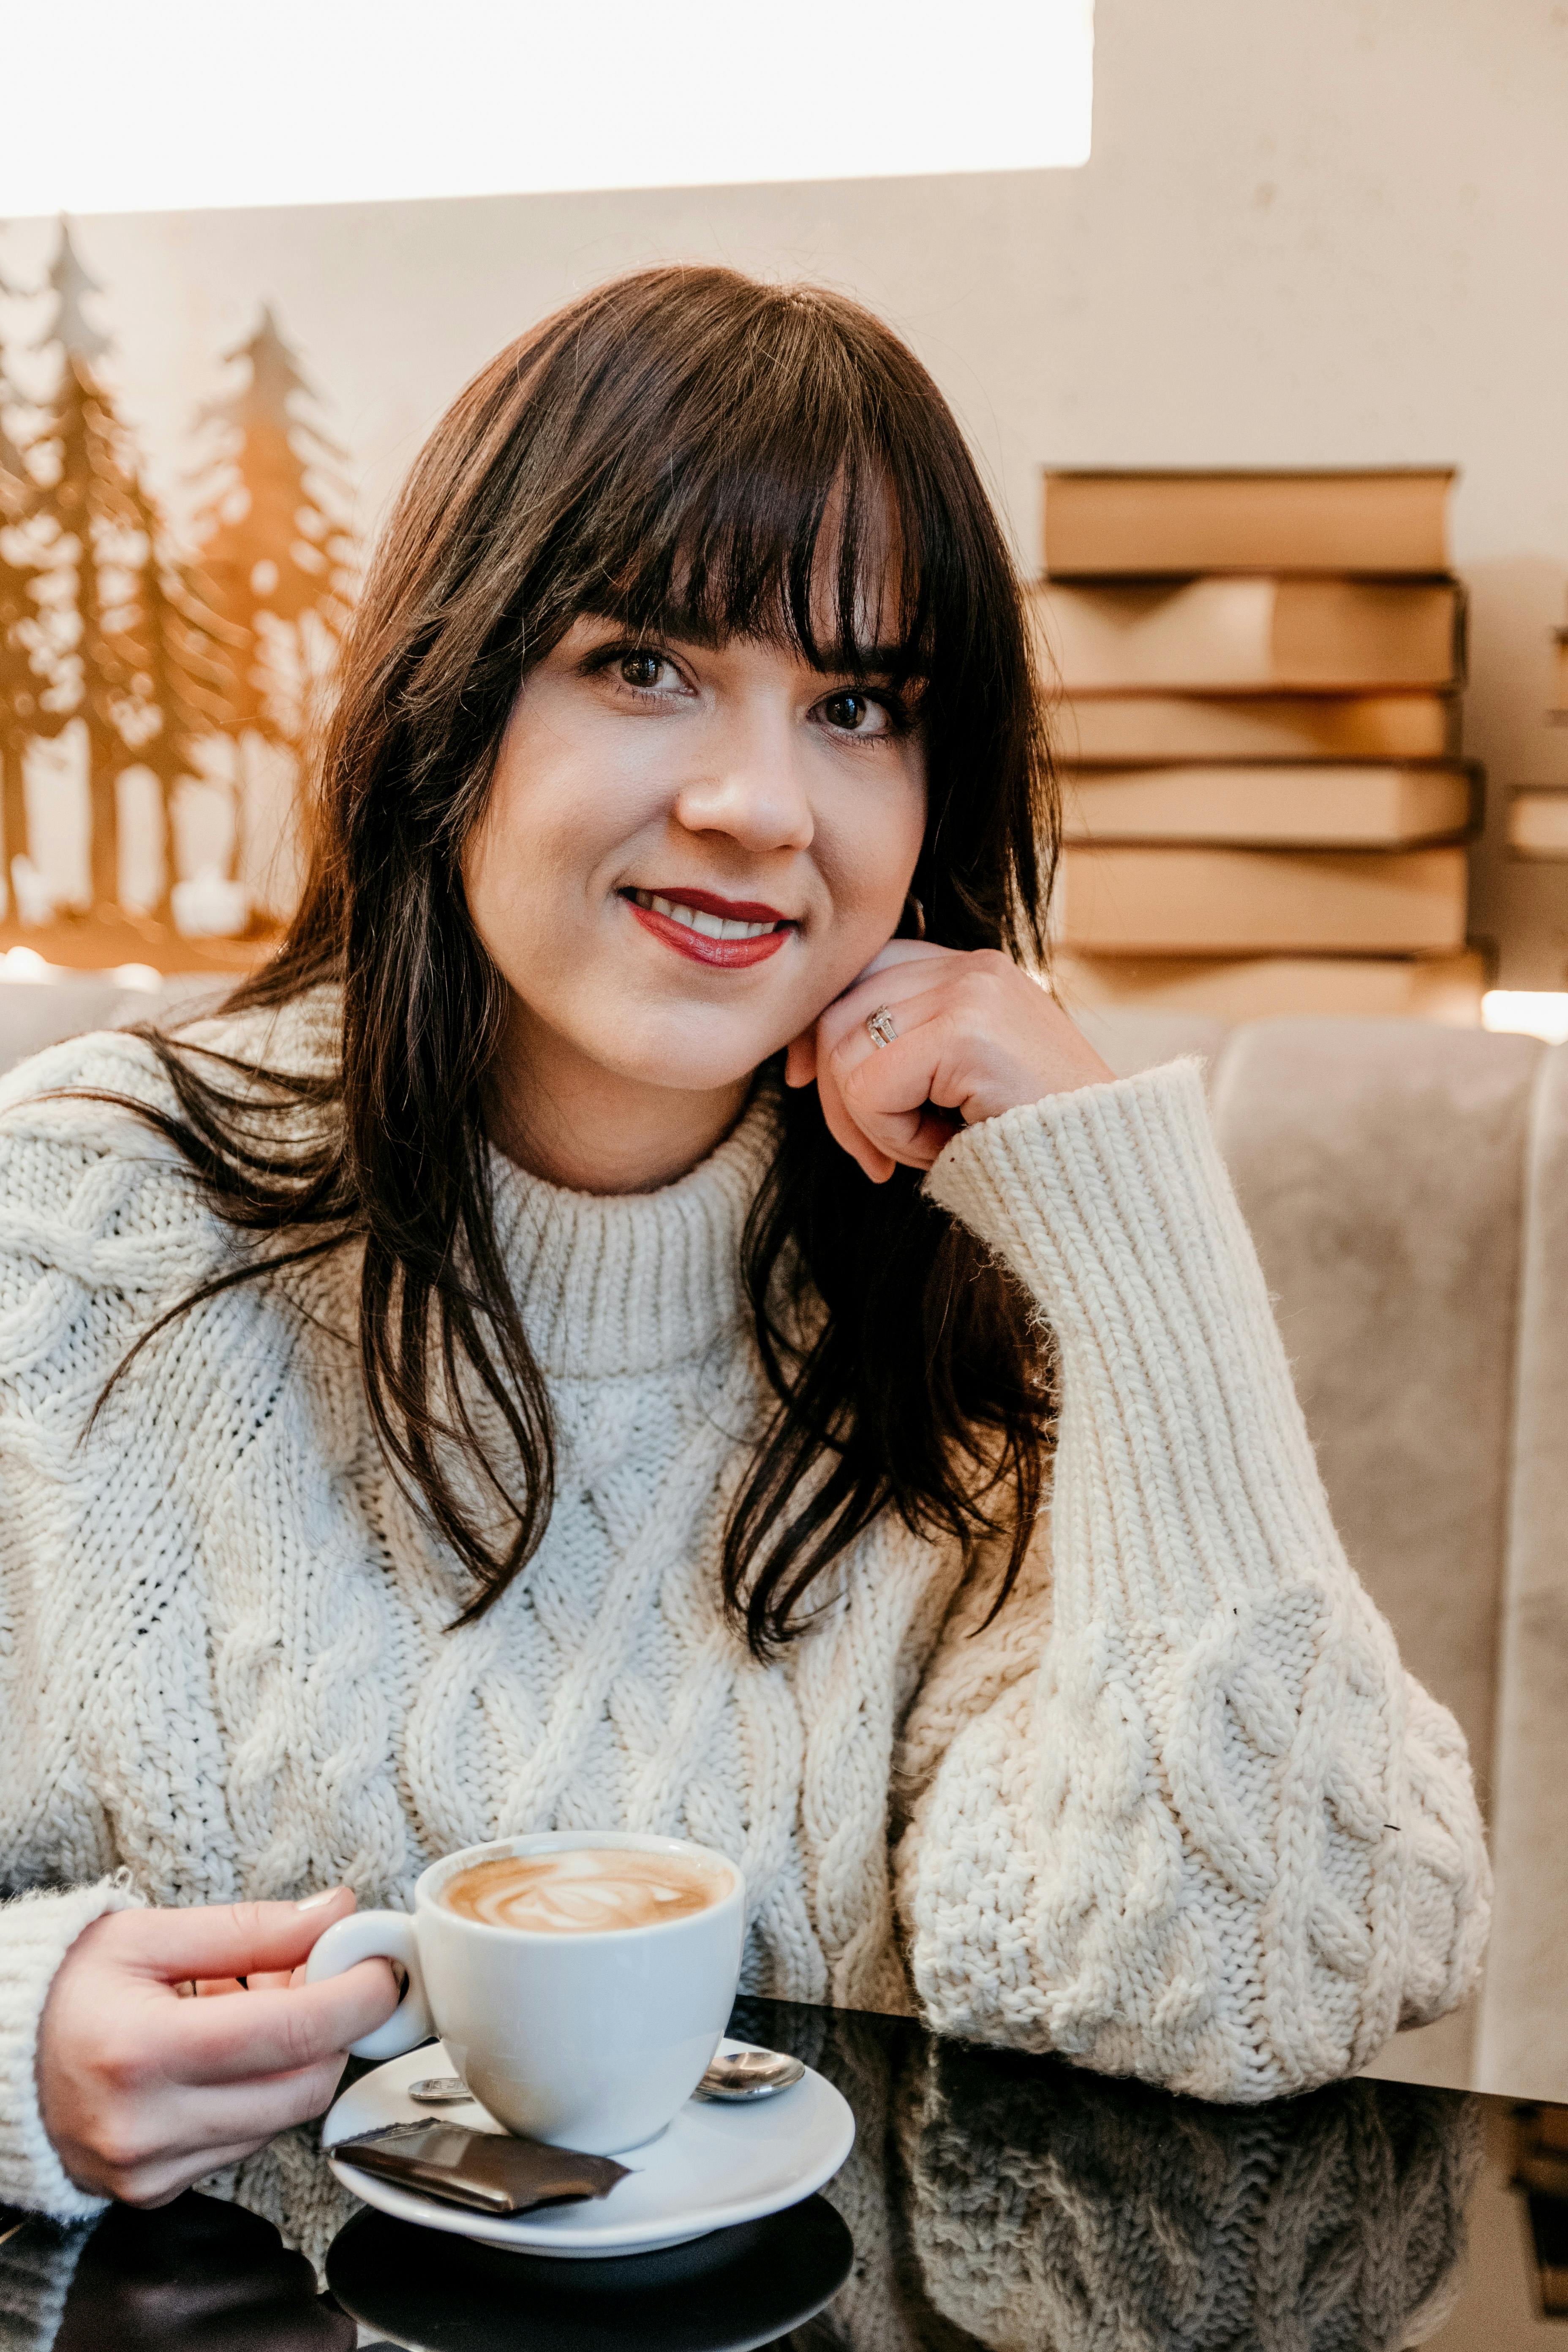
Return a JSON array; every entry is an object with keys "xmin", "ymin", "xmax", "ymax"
[
  {"xmin": 441, "ymin": 1846, "xmax": 730, "ymax": 1934},
  {"xmin": 307, "ymin": 1830, "xmax": 745, "ymax": 2150}
]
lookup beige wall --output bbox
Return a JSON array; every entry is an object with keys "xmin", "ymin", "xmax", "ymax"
[{"xmin": 30, "ymin": 0, "xmax": 1568, "ymax": 977}]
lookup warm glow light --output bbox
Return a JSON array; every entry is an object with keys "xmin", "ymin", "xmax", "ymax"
[
  {"xmin": 1482, "ymin": 990, "xmax": 1568, "ymax": 1045},
  {"xmin": 0, "ymin": 947, "xmax": 57, "ymax": 984},
  {"xmin": 0, "ymin": 1, "xmax": 1094, "ymax": 218}
]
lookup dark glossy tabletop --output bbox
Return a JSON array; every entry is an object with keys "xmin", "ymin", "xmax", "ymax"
[{"xmin": 3, "ymin": 1995, "xmax": 1564, "ymax": 2351}]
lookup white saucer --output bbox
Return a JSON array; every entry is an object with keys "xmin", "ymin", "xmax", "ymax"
[{"xmin": 322, "ymin": 2039, "xmax": 855, "ymax": 2258}]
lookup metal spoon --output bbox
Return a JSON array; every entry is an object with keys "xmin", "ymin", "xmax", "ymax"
[
  {"xmin": 408, "ymin": 2075, "xmax": 478, "ymax": 2107},
  {"xmin": 694, "ymin": 2045, "xmax": 806, "ymax": 2102},
  {"xmin": 409, "ymin": 2046, "xmax": 805, "ymax": 2111}
]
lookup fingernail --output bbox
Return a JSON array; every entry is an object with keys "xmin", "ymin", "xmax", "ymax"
[{"xmin": 295, "ymin": 1886, "xmax": 347, "ymax": 1912}]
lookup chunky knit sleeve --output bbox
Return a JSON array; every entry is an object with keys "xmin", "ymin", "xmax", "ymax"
[
  {"xmin": 896, "ymin": 1059, "xmax": 1491, "ymax": 2102},
  {"xmin": 0, "ymin": 1884, "xmax": 145, "ymax": 2221},
  {"xmin": 0, "ymin": 1037, "xmax": 206, "ymax": 2218}
]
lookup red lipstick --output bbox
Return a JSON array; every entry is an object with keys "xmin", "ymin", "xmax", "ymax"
[{"xmin": 621, "ymin": 886, "xmax": 796, "ymax": 970}]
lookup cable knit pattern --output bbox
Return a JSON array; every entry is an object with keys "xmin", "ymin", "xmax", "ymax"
[
  {"xmin": 0, "ymin": 1002, "xmax": 1487, "ymax": 2216},
  {"xmin": 909, "ymin": 1064, "xmax": 1491, "ymax": 2097}
]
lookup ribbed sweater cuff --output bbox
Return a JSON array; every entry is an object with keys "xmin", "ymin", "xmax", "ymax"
[
  {"xmin": 0, "ymin": 1879, "xmax": 145, "ymax": 2221},
  {"xmin": 925, "ymin": 1059, "xmax": 1335, "ymax": 1632}
]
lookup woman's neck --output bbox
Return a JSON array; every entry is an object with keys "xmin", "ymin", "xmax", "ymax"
[{"xmin": 486, "ymin": 998, "xmax": 753, "ymax": 1196}]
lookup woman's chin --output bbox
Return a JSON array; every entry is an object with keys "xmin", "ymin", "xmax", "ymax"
[
  {"xmin": 563, "ymin": 1018, "xmax": 784, "ymax": 1100},
  {"xmin": 568, "ymin": 993, "xmax": 811, "ymax": 1098},
  {"xmin": 626, "ymin": 1048, "xmax": 783, "ymax": 1097}
]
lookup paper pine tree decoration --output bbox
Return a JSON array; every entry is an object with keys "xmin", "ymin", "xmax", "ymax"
[
  {"xmin": 0, "ymin": 223, "xmax": 163, "ymax": 912},
  {"xmin": 0, "ymin": 542, "xmax": 40, "ymax": 902},
  {"xmin": 32, "ymin": 379, "xmax": 147, "ymax": 906},
  {"xmin": 0, "ymin": 266, "xmax": 42, "ymax": 897},
  {"xmin": 192, "ymin": 305, "xmax": 356, "ymax": 750},
  {"xmin": 48, "ymin": 225, "xmax": 112, "ymax": 368},
  {"xmin": 114, "ymin": 475, "xmax": 248, "ymax": 917},
  {"xmin": 0, "ymin": 250, "xmax": 46, "ymax": 520},
  {"xmin": 0, "ymin": 226, "xmax": 362, "ymax": 951}
]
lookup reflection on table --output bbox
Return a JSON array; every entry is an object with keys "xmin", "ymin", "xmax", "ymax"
[{"xmin": 7, "ymin": 1994, "xmax": 1568, "ymax": 2350}]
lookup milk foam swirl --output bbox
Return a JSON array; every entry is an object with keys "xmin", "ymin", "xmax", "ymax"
[{"xmin": 441, "ymin": 1847, "xmax": 726, "ymax": 1933}]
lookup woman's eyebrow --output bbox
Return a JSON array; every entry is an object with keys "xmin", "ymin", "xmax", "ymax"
[{"xmin": 574, "ymin": 611, "xmax": 920, "ymax": 681}]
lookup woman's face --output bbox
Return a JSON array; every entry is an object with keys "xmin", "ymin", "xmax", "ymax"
[{"xmin": 463, "ymin": 612, "xmax": 928, "ymax": 1102}]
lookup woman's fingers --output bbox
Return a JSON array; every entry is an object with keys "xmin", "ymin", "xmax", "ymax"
[
  {"xmin": 784, "ymin": 1028, "xmax": 817, "ymax": 1087},
  {"xmin": 113, "ymin": 1891, "xmax": 358, "ymax": 1987},
  {"xmin": 809, "ymin": 945, "xmax": 1116, "ymax": 1178},
  {"xmin": 815, "ymin": 942, "xmax": 953, "ymax": 1054},
  {"xmin": 786, "ymin": 937, "xmax": 946, "ymax": 1096},
  {"xmin": 162, "ymin": 1961, "xmax": 398, "ymax": 2085},
  {"xmin": 800, "ymin": 949, "xmax": 960, "ymax": 1179},
  {"xmin": 156, "ymin": 2055, "xmax": 352, "ymax": 2158},
  {"xmin": 833, "ymin": 994, "xmax": 965, "ymax": 1170},
  {"xmin": 88, "ymin": 2054, "xmax": 347, "ymax": 2183},
  {"xmin": 816, "ymin": 971, "xmax": 963, "ymax": 1177},
  {"xmin": 35, "ymin": 1892, "xmax": 397, "ymax": 2206}
]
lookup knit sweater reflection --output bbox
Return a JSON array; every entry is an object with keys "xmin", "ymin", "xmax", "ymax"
[{"xmin": 0, "ymin": 264, "xmax": 1490, "ymax": 2226}]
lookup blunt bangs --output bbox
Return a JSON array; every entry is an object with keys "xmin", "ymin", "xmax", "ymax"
[
  {"xmin": 572, "ymin": 444, "xmax": 933, "ymax": 689},
  {"xmin": 509, "ymin": 275, "xmax": 1006, "ymax": 716}
]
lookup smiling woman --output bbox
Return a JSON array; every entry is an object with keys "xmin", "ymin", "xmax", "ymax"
[
  {"xmin": 465, "ymin": 614, "xmax": 930, "ymax": 1185},
  {"xmin": 124, "ymin": 262, "xmax": 1067, "ymax": 1637},
  {"xmin": 0, "ymin": 266, "xmax": 1488, "ymax": 2224}
]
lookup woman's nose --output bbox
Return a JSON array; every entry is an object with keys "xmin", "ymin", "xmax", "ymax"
[{"xmin": 672, "ymin": 737, "xmax": 814, "ymax": 854}]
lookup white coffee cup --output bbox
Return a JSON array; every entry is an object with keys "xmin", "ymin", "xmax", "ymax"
[{"xmin": 305, "ymin": 1830, "xmax": 746, "ymax": 2153}]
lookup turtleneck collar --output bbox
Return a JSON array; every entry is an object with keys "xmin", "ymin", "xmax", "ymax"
[
  {"xmin": 486, "ymin": 1087, "xmax": 779, "ymax": 1379},
  {"xmin": 192, "ymin": 983, "xmax": 782, "ymax": 1383}
]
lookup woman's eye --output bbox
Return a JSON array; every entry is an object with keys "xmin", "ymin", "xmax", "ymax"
[
  {"xmin": 619, "ymin": 650, "xmax": 672, "ymax": 691},
  {"xmin": 820, "ymin": 689, "xmax": 889, "ymax": 736}
]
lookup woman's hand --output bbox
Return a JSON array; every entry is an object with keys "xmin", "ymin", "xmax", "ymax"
[
  {"xmin": 786, "ymin": 941, "xmax": 1114, "ymax": 1182},
  {"xmin": 37, "ymin": 1890, "xmax": 399, "ymax": 2207}
]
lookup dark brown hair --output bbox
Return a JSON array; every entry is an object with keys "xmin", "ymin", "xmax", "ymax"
[{"xmin": 108, "ymin": 265, "xmax": 1060, "ymax": 1653}]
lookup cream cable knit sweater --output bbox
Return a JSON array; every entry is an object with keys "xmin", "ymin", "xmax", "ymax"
[{"xmin": 0, "ymin": 991, "xmax": 1489, "ymax": 2220}]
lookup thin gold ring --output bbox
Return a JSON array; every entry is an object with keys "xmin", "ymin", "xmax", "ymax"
[{"xmin": 866, "ymin": 1006, "xmax": 898, "ymax": 1050}]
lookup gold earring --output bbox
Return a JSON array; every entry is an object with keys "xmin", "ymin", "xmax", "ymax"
[{"xmin": 903, "ymin": 893, "xmax": 926, "ymax": 940}]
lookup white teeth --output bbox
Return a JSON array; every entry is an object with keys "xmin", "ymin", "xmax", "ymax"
[{"xmin": 630, "ymin": 890, "xmax": 783, "ymax": 941}]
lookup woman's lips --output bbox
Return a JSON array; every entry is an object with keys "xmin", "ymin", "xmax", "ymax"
[{"xmin": 621, "ymin": 888, "xmax": 795, "ymax": 969}]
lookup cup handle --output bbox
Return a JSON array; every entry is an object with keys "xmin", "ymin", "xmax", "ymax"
[{"xmin": 304, "ymin": 1909, "xmax": 434, "ymax": 2061}]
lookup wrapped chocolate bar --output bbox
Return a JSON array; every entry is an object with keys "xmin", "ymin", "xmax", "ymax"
[{"xmin": 332, "ymin": 2121, "xmax": 629, "ymax": 2217}]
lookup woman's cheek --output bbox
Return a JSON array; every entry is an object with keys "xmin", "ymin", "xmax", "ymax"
[{"xmin": 828, "ymin": 768, "xmax": 924, "ymax": 944}]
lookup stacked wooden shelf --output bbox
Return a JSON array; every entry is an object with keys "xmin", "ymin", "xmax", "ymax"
[{"xmin": 1033, "ymin": 469, "xmax": 1484, "ymax": 1023}]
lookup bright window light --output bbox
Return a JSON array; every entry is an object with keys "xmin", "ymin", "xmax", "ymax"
[
  {"xmin": 0, "ymin": 1, "xmax": 1094, "ymax": 218},
  {"xmin": 1482, "ymin": 990, "xmax": 1568, "ymax": 1045}
]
